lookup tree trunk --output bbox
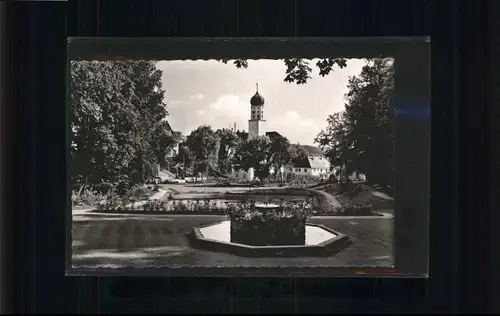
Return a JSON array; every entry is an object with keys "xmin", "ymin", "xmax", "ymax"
[
  {"xmin": 205, "ymin": 161, "xmax": 209, "ymax": 183},
  {"xmin": 77, "ymin": 175, "xmax": 89, "ymax": 196}
]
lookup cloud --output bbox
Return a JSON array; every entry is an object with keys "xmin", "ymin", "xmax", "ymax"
[
  {"xmin": 190, "ymin": 93, "xmax": 205, "ymax": 101},
  {"xmin": 178, "ymin": 94, "xmax": 249, "ymax": 134},
  {"xmin": 268, "ymin": 110, "xmax": 319, "ymax": 145},
  {"xmin": 168, "ymin": 99, "xmax": 183, "ymax": 106},
  {"xmin": 207, "ymin": 94, "xmax": 249, "ymax": 129},
  {"xmin": 282, "ymin": 111, "xmax": 314, "ymax": 127}
]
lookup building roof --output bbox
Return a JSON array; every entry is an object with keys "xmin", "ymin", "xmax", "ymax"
[
  {"xmin": 307, "ymin": 155, "xmax": 331, "ymax": 169},
  {"xmin": 250, "ymin": 84, "xmax": 265, "ymax": 106},
  {"xmin": 265, "ymin": 131, "xmax": 283, "ymax": 139},
  {"xmin": 158, "ymin": 169, "xmax": 176, "ymax": 180},
  {"xmin": 236, "ymin": 131, "xmax": 282, "ymax": 140},
  {"xmin": 250, "ymin": 92, "xmax": 265, "ymax": 106},
  {"xmin": 292, "ymin": 154, "xmax": 330, "ymax": 170},
  {"xmin": 299, "ymin": 145, "xmax": 325, "ymax": 156}
]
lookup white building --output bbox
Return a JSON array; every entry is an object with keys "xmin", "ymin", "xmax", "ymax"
[{"xmin": 290, "ymin": 152, "xmax": 331, "ymax": 180}]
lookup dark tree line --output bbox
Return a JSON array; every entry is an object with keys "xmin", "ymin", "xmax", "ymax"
[{"xmin": 175, "ymin": 126, "xmax": 307, "ymax": 184}]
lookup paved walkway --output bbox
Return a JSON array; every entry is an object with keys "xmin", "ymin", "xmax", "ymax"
[
  {"xmin": 124, "ymin": 189, "xmax": 168, "ymax": 208},
  {"xmin": 302, "ymin": 188, "xmax": 342, "ymax": 208},
  {"xmin": 371, "ymin": 191, "xmax": 394, "ymax": 200},
  {"xmin": 71, "ymin": 214, "xmax": 393, "ymax": 269}
]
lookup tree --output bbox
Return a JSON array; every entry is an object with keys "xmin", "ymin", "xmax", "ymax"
[
  {"xmin": 220, "ymin": 58, "xmax": 347, "ymax": 85},
  {"xmin": 150, "ymin": 122, "xmax": 181, "ymax": 170},
  {"xmin": 215, "ymin": 128, "xmax": 240, "ymax": 175},
  {"xmin": 70, "ymin": 60, "xmax": 178, "ymax": 192},
  {"xmin": 174, "ymin": 142, "xmax": 193, "ymax": 178},
  {"xmin": 315, "ymin": 112, "xmax": 357, "ymax": 187},
  {"xmin": 185, "ymin": 125, "xmax": 220, "ymax": 182},
  {"xmin": 315, "ymin": 58, "xmax": 395, "ymax": 186},
  {"xmin": 289, "ymin": 143, "xmax": 309, "ymax": 165},
  {"xmin": 268, "ymin": 136, "xmax": 292, "ymax": 179},
  {"xmin": 232, "ymin": 135, "xmax": 273, "ymax": 183},
  {"xmin": 343, "ymin": 58, "xmax": 394, "ymax": 185}
]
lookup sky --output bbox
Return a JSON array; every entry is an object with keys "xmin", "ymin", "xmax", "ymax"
[{"xmin": 157, "ymin": 58, "xmax": 366, "ymax": 146}]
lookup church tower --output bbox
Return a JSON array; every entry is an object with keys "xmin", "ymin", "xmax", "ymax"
[{"xmin": 248, "ymin": 82, "xmax": 265, "ymax": 139}]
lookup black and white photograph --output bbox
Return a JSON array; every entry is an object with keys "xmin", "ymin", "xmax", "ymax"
[{"xmin": 70, "ymin": 53, "xmax": 400, "ymax": 270}]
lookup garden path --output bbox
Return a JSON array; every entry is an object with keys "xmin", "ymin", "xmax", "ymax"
[
  {"xmin": 124, "ymin": 189, "xmax": 168, "ymax": 208},
  {"xmin": 302, "ymin": 188, "xmax": 342, "ymax": 208}
]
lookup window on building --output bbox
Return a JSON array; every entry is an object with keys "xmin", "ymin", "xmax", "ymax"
[
  {"xmin": 295, "ymin": 168, "xmax": 299, "ymax": 172},
  {"xmin": 303, "ymin": 168, "xmax": 307, "ymax": 172}
]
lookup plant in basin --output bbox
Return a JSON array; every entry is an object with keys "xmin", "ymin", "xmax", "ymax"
[{"xmin": 228, "ymin": 200, "xmax": 312, "ymax": 246}]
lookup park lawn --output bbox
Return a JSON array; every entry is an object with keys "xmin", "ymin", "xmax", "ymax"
[
  {"xmin": 71, "ymin": 214, "xmax": 393, "ymax": 268},
  {"xmin": 322, "ymin": 183, "xmax": 394, "ymax": 212}
]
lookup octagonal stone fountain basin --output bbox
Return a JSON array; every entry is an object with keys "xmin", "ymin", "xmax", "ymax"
[{"xmin": 190, "ymin": 220, "xmax": 351, "ymax": 258}]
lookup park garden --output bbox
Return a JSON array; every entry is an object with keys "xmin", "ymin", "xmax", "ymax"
[{"xmin": 70, "ymin": 58, "xmax": 395, "ymax": 268}]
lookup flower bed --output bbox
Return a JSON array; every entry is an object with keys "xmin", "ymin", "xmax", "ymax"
[
  {"xmin": 227, "ymin": 201, "xmax": 310, "ymax": 246},
  {"xmin": 95, "ymin": 194, "xmax": 381, "ymax": 217}
]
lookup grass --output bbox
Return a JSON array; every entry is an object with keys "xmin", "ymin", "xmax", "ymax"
[
  {"xmin": 72, "ymin": 214, "xmax": 393, "ymax": 268},
  {"xmin": 72, "ymin": 184, "xmax": 160, "ymax": 207},
  {"xmin": 319, "ymin": 182, "xmax": 394, "ymax": 212}
]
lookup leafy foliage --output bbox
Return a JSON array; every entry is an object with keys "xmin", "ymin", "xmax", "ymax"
[
  {"xmin": 228, "ymin": 200, "xmax": 312, "ymax": 246},
  {"xmin": 231, "ymin": 135, "xmax": 273, "ymax": 183},
  {"xmin": 71, "ymin": 188, "xmax": 106, "ymax": 206},
  {"xmin": 70, "ymin": 61, "xmax": 179, "ymax": 194},
  {"xmin": 173, "ymin": 143, "xmax": 194, "ymax": 178},
  {"xmin": 215, "ymin": 128, "xmax": 240, "ymax": 174},
  {"xmin": 184, "ymin": 125, "xmax": 220, "ymax": 180},
  {"xmin": 268, "ymin": 136, "xmax": 292, "ymax": 178},
  {"xmin": 231, "ymin": 134, "xmax": 296, "ymax": 183},
  {"xmin": 315, "ymin": 58, "xmax": 395, "ymax": 186},
  {"xmin": 222, "ymin": 58, "xmax": 347, "ymax": 85},
  {"xmin": 289, "ymin": 144, "xmax": 309, "ymax": 165}
]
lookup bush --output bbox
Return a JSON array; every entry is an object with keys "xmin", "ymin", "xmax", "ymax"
[
  {"xmin": 279, "ymin": 173, "xmax": 323, "ymax": 188},
  {"xmin": 228, "ymin": 200, "xmax": 312, "ymax": 246},
  {"xmin": 96, "ymin": 194, "xmax": 134, "ymax": 212},
  {"xmin": 341, "ymin": 202, "xmax": 373, "ymax": 216},
  {"xmin": 142, "ymin": 200, "xmax": 167, "ymax": 212},
  {"xmin": 71, "ymin": 189, "xmax": 107, "ymax": 206},
  {"xmin": 94, "ymin": 191, "xmax": 376, "ymax": 217},
  {"xmin": 215, "ymin": 178, "xmax": 231, "ymax": 186}
]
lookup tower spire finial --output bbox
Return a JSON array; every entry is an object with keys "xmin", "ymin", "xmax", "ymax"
[{"xmin": 256, "ymin": 81, "xmax": 259, "ymax": 93}]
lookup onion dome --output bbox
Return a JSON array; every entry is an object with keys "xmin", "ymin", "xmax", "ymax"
[{"xmin": 250, "ymin": 82, "xmax": 265, "ymax": 106}]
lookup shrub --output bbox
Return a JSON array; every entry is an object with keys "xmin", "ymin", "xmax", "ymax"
[
  {"xmin": 97, "ymin": 193, "xmax": 134, "ymax": 212},
  {"xmin": 128, "ymin": 185, "xmax": 148, "ymax": 200},
  {"xmin": 215, "ymin": 178, "xmax": 231, "ymax": 186},
  {"xmin": 228, "ymin": 200, "xmax": 312, "ymax": 246},
  {"xmin": 71, "ymin": 188, "xmax": 107, "ymax": 206},
  {"xmin": 143, "ymin": 200, "xmax": 167, "ymax": 212},
  {"xmin": 279, "ymin": 173, "xmax": 323, "ymax": 188},
  {"xmin": 341, "ymin": 202, "xmax": 373, "ymax": 216}
]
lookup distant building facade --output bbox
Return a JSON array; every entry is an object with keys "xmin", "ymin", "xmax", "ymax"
[{"xmin": 290, "ymin": 150, "xmax": 331, "ymax": 180}]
